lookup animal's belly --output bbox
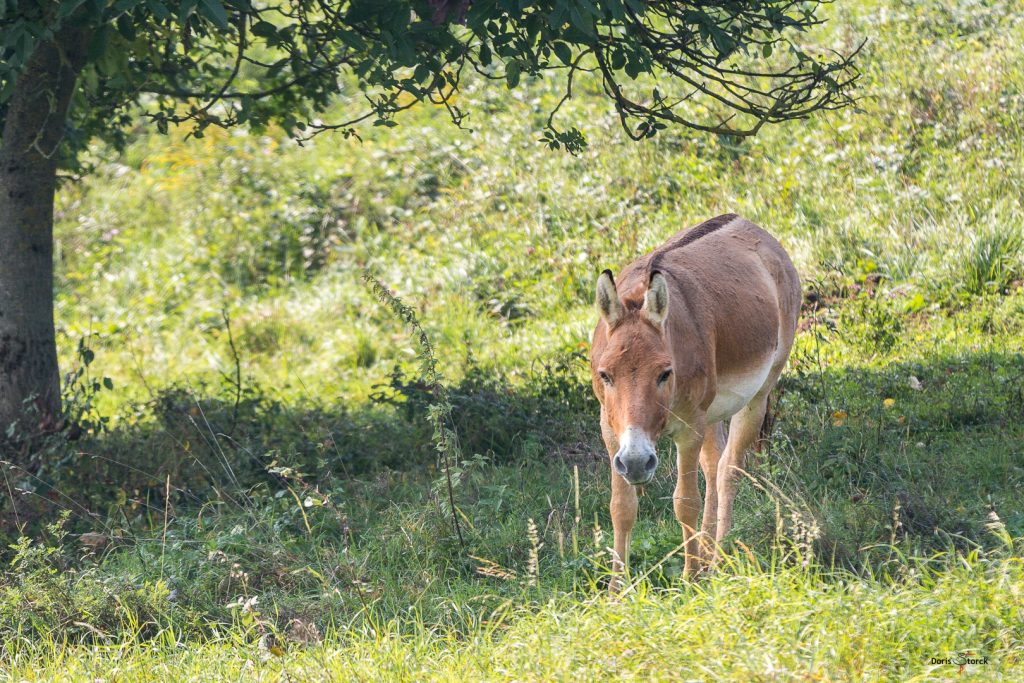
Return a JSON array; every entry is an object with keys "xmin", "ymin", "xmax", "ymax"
[{"xmin": 705, "ymin": 356, "xmax": 774, "ymax": 423}]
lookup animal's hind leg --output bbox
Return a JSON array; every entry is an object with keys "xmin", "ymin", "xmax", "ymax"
[
  {"xmin": 713, "ymin": 393, "xmax": 770, "ymax": 561},
  {"xmin": 698, "ymin": 423, "xmax": 726, "ymax": 562}
]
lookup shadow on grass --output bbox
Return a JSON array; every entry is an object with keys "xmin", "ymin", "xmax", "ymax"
[
  {"xmin": 1, "ymin": 347, "xmax": 1022, "ymax": 565},
  {"xmin": 733, "ymin": 348, "xmax": 1024, "ymax": 567},
  {"xmin": 0, "ymin": 354, "xmax": 599, "ymax": 546}
]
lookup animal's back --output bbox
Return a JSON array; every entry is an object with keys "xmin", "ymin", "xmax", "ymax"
[
  {"xmin": 616, "ymin": 215, "xmax": 799, "ymax": 313},
  {"xmin": 611, "ymin": 214, "xmax": 800, "ymax": 379}
]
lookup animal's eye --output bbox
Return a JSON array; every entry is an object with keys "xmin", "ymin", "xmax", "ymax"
[
  {"xmin": 657, "ymin": 369, "xmax": 673, "ymax": 385},
  {"xmin": 598, "ymin": 371, "xmax": 612, "ymax": 386}
]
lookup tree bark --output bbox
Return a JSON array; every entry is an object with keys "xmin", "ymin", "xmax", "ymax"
[{"xmin": 0, "ymin": 28, "xmax": 88, "ymax": 452}]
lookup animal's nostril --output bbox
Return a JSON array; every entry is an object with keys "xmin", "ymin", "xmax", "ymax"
[
  {"xmin": 613, "ymin": 455, "xmax": 628, "ymax": 476},
  {"xmin": 645, "ymin": 454, "xmax": 657, "ymax": 472}
]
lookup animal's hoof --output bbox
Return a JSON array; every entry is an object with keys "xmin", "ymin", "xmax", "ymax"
[
  {"xmin": 607, "ymin": 576, "xmax": 627, "ymax": 596},
  {"xmin": 683, "ymin": 566, "xmax": 706, "ymax": 581}
]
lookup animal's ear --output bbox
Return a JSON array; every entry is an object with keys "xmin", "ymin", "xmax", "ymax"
[
  {"xmin": 596, "ymin": 270, "xmax": 623, "ymax": 326},
  {"xmin": 643, "ymin": 271, "xmax": 669, "ymax": 327}
]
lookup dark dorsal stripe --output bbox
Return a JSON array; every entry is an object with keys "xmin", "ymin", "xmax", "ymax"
[
  {"xmin": 645, "ymin": 213, "xmax": 738, "ymax": 277},
  {"xmin": 667, "ymin": 213, "xmax": 738, "ymax": 250},
  {"xmin": 619, "ymin": 214, "xmax": 739, "ymax": 311}
]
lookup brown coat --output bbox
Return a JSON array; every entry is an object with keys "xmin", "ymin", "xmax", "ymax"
[{"xmin": 590, "ymin": 214, "xmax": 800, "ymax": 585}]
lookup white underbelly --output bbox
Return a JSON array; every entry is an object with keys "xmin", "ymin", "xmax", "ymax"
[{"xmin": 705, "ymin": 355, "xmax": 775, "ymax": 423}]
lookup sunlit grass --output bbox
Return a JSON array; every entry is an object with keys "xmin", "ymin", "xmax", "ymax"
[{"xmin": 4, "ymin": 548, "xmax": 1022, "ymax": 681}]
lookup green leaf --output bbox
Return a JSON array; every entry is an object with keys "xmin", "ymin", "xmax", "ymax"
[
  {"xmin": 111, "ymin": 0, "xmax": 145, "ymax": 14},
  {"xmin": 526, "ymin": 13, "xmax": 542, "ymax": 43},
  {"xmin": 709, "ymin": 26, "xmax": 735, "ymax": 61},
  {"xmin": 199, "ymin": 0, "xmax": 230, "ymax": 30},
  {"xmin": 116, "ymin": 15, "xmax": 137, "ymax": 41},
  {"xmin": 505, "ymin": 60, "xmax": 521, "ymax": 89},
  {"xmin": 87, "ymin": 26, "xmax": 109, "ymax": 65},
  {"xmin": 624, "ymin": 57, "xmax": 643, "ymax": 79},
  {"xmin": 548, "ymin": 5, "xmax": 567, "ymax": 29},
  {"xmin": 0, "ymin": 77, "xmax": 17, "ymax": 105},
  {"xmin": 414, "ymin": 64, "xmax": 432, "ymax": 84},
  {"xmin": 146, "ymin": 0, "xmax": 171, "ymax": 21},
  {"xmin": 606, "ymin": 0, "xmax": 626, "ymax": 21},
  {"xmin": 336, "ymin": 28, "xmax": 367, "ymax": 51},
  {"xmin": 478, "ymin": 41, "xmax": 492, "ymax": 67},
  {"xmin": 57, "ymin": 0, "xmax": 89, "ymax": 19},
  {"xmin": 251, "ymin": 21, "xmax": 278, "ymax": 38},
  {"xmin": 762, "ymin": 43, "xmax": 773, "ymax": 58},
  {"xmin": 179, "ymin": 0, "xmax": 199, "ymax": 23},
  {"xmin": 553, "ymin": 41, "xmax": 572, "ymax": 66},
  {"xmin": 905, "ymin": 294, "xmax": 927, "ymax": 313},
  {"xmin": 569, "ymin": 6, "xmax": 593, "ymax": 37},
  {"xmin": 610, "ymin": 48, "xmax": 626, "ymax": 70}
]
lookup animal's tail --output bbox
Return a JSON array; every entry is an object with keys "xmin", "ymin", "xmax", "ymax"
[{"xmin": 754, "ymin": 392, "xmax": 777, "ymax": 456}]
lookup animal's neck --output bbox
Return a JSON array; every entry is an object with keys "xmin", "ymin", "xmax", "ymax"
[{"xmin": 664, "ymin": 272, "xmax": 717, "ymax": 376}]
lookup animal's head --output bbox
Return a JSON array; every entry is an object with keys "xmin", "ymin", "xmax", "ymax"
[{"xmin": 592, "ymin": 269, "xmax": 674, "ymax": 485}]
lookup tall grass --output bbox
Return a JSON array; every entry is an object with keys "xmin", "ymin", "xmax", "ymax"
[
  {"xmin": 3, "ymin": 545, "xmax": 1022, "ymax": 681},
  {"xmin": 964, "ymin": 228, "xmax": 1023, "ymax": 295}
]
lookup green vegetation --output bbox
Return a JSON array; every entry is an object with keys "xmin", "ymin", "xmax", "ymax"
[
  {"xmin": 0, "ymin": 0, "xmax": 857, "ymax": 435},
  {"xmin": 2, "ymin": 0, "xmax": 1023, "ymax": 679}
]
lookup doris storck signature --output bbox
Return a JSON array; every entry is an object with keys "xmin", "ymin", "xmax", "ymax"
[{"xmin": 929, "ymin": 651, "xmax": 990, "ymax": 675}]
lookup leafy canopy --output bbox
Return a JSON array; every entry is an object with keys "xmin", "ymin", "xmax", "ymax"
[{"xmin": 1, "ymin": 0, "xmax": 858, "ymax": 159}]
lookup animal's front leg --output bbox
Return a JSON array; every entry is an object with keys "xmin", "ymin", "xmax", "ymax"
[
  {"xmin": 602, "ymin": 414, "xmax": 637, "ymax": 592},
  {"xmin": 673, "ymin": 429, "xmax": 704, "ymax": 577},
  {"xmin": 609, "ymin": 468, "xmax": 638, "ymax": 590}
]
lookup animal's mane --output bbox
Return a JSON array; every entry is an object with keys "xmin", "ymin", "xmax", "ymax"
[
  {"xmin": 646, "ymin": 213, "xmax": 738, "ymax": 275},
  {"xmin": 619, "ymin": 214, "xmax": 739, "ymax": 311}
]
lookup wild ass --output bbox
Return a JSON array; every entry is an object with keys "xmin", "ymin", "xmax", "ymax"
[{"xmin": 590, "ymin": 213, "xmax": 801, "ymax": 582}]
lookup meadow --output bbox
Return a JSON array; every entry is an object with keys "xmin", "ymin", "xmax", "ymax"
[{"xmin": 2, "ymin": 0, "xmax": 1023, "ymax": 679}]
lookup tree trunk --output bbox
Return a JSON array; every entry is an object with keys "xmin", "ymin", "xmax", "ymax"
[{"xmin": 0, "ymin": 29, "xmax": 87, "ymax": 453}]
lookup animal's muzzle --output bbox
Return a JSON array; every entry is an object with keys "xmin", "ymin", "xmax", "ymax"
[{"xmin": 613, "ymin": 450, "xmax": 658, "ymax": 485}]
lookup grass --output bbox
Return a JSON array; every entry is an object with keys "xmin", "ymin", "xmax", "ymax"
[
  {"xmin": 2, "ymin": 0, "xmax": 1024, "ymax": 679},
  {"xmin": 4, "ymin": 551, "xmax": 1022, "ymax": 681}
]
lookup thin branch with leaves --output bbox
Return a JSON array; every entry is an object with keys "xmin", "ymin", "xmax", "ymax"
[{"xmin": 362, "ymin": 272, "xmax": 466, "ymax": 552}]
